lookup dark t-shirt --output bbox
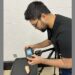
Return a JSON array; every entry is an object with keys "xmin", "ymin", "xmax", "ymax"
[{"xmin": 47, "ymin": 14, "xmax": 72, "ymax": 58}]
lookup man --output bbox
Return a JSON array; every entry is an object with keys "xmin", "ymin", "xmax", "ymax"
[{"xmin": 24, "ymin": 1, "xmax": 72, "ymax": 75}]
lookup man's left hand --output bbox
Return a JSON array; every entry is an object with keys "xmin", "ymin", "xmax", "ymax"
[{"xmin": 27, "ymin": 55, "xmax": 43, "ymax": 65}]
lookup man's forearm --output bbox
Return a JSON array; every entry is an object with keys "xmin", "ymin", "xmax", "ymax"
[
  {"xmin": 41, "ymin": 58, "xmax": 72, "ymax": 69},
  {"xmin": 33, "ymin": 39, "xmax": 52, "ymax": 49}
]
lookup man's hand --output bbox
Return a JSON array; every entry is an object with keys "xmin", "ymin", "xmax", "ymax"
[
  {"xmin": 27, "ymin": 55, "xmax": 44, "ymax": 65},
  {"xmin": 25, "ymin": 45, "xmax": 35, "ymax": 50}
]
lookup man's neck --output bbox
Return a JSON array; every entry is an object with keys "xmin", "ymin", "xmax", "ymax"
[{"xmin": 48, "ymin": 14, "xmax": 56, "ymax": 29}]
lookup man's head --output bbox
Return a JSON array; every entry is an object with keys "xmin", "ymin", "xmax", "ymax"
[{"xmin": 24, "ymin": 1, "xmax": 51, "ymax": 32}]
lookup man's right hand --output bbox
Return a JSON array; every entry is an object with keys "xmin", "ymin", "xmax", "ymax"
[{"xmin": 25, "ymin": 45, "xmax": 35, "ymax": 50}]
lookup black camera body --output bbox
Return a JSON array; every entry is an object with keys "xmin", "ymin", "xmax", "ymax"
[{"xmin": 25, "ymin": 47, "xmax": 34, "ymax": 57}]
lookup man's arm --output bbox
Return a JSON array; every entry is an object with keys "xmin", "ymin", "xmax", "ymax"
[
  {"xmin": 27, "ymin": 55, "xmax": 72, "ymax": 69},
  {"xmin": 32, "ymin": 39, "xmax": 52, "ymax": 49},
  {"xmin": 25, "ymin": 39, "xmax": 52, "ymax": 49},
  {"xmin": 41, "ymin": 58, "xmax": 72, "ymax": 69}
]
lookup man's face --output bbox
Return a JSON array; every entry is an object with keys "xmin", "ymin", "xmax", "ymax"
[{"xmin": 30, "ymin": 18, "xmax": 48, "ymax": 32}]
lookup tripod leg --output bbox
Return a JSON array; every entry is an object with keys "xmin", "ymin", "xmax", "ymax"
[
  {"xmin": 38, "ymin": 50, "xmax": 55, "ymax": 75},
  {"xmin": 38, "ymin": 67, "xmax": 44, "ymax": 75},
  {"xmin": 53, "ymin": 51, "xmax": 57, "ymax": 75},
  {"xmin": 53, "ymin": 67, "xmax": 56, "ymax": 75}
]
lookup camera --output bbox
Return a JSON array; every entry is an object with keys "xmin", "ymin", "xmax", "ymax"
[{"xmin": 25, "ymin": 47, "xmax": 34, "ymax": 57}]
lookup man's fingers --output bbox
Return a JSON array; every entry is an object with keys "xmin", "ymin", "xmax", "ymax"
[
  {"xmin": 27, "ymin": 57, "xmax": 34, "ymax": 65},
  {"xmin": 25, "ymin": 46, "xmax": 29, "ymax": 49},
  {"xmin": 27, "ymin": 57, "xmax": 33, "ymax": 60},
  {"xmin": 31, "ymin": 54, "xmax": 37, "ymax": 58}
]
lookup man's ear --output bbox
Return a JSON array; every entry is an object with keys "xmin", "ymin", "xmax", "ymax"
[
  {"xmin": 41, "ymin": 13, "xmax": 48, "ymax": 20},
  {"xmin": 41, "ymin": 13, "xmax": 46, "ymax": 18},
  {"xmin": 41, "ymin": 13, "xmax": 48, "ymax": 24}
]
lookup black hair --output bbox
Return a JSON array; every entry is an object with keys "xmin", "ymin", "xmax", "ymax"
[{"xmin": 24, "ymin": 1, "xmax": 51, "ymax": 20}]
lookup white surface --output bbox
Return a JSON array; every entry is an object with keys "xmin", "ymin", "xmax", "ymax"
[{"xmin": 4, "ymin": 0, "xmax": 72, "ymax": 61}]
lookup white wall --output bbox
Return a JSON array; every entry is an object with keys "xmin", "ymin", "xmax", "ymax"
[
  {"xmin": 4, "ymin": 0, "xmax": 72, "ymax": 61},
  {"xmin": 38, "ymin": 0, "xmax": 72, "ymax": 17}
]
